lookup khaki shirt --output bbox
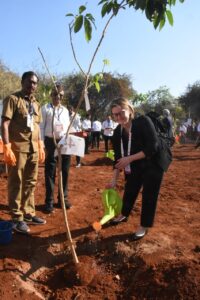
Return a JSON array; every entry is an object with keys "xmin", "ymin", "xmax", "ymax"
[{"xmin": 2, "ymin": 91, "xmax": 42, "ymax": 152}]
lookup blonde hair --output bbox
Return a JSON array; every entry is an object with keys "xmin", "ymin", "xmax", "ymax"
[{"xmin": 110, "ymin": 97, "xmax": 134, "ymax": 119}]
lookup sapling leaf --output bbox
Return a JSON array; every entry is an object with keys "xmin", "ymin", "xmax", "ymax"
[
  {"xmin": 79, "ymin": 5, "xmax": 86, "ymax": 14},
  {"xmin": 166, "ymin": 10, "xmax": 173, "ymax": 26},
  {"xmin": 74, "ymin": 15, "xmax": 83, "ymax": 33},
  {"xmin": 84, "ymin": 18, "xmax": 92, "ymax": 42}
]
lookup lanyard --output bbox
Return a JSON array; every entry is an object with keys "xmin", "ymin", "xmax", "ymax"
[
  {"xmin": 120, "ymin": 126, "xmax": 132, "ymax": 157},
  {"xmin": 24, "ymin": 97, "xmax": 35, "ymax": 116},
  {"xmin": 121, "ymin": 125, "xmax": 132, "ymax": 174},
  {"xmin": 51, "ymin": 104, "xmax": 63, "ymax": 121}
]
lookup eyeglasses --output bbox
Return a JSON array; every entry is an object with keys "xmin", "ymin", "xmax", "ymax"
[{"xmin": 111, "ymin": 110, "xmax": 125, "ymax": 118}]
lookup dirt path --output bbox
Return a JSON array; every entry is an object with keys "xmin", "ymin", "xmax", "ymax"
[{"xmin": 0, "ymin": 144, "xmax": 200, "ymax": 299}]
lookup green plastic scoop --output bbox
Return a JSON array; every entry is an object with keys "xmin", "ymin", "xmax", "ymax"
[
  {"xmin": 105, "ymin": 150, "xmax": 115, "ymax": 161},
  {"xmin": 92, "ymin": 188, "xmax": 122, "ymax": 231}
]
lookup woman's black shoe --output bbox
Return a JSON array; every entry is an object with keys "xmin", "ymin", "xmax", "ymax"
[
  {"xmin": 132, "ymin": 228, "xmax": 148, "ymax": 241},
  {"xmin": 110, "ymin": 215, "xmax": 128, "ymax": 225}
]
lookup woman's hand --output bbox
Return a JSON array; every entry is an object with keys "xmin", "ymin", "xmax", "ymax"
[
  {"xmin": 115, "ymin": 156, "xmax": 131, "ymax": 170},
  {"xmin": 105, "ymin": 181, "xmax": 116, "ymax": 189},
  {"xmin": 105, "ymin": 169, "xmax": 119, "ymax": 189}
]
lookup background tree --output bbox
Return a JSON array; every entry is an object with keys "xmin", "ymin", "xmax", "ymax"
[
  {"xmin": 0, "ymin": 60, "xmax": 20, "ymax": 99},
  {"xmin": 63, "ymin": 72, "xmax": 136, "ymax": 119},
  {"xmin": 178, "ymin": 81, "xmax": 200, "ymax": 120},
  {"xmin": 135, "ymin": 86, "xmax": 176, "ymax": 113},
  {"xmin": 134, "ymin": 86, "xmax": 185, "ymax": 131}
]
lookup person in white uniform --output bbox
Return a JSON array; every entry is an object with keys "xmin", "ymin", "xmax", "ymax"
[
  {"xmin": 68, "ymin": 105, "xmax": 82, "ymax": 167},
  {"xmin": 40, "ymin": 83, "xmax": 72, "ymax": 213},
  {"xmin": 91, "ymin": 118, "xmax": 102, "ymax": 149},
  {"xmin": 102, "ymin": 115, "xmax": 115, "ymax": 152}
]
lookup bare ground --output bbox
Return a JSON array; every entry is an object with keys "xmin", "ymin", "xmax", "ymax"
[{"xmin": 0, "ymin": 143, "xmax": 200, "ymax": 300}]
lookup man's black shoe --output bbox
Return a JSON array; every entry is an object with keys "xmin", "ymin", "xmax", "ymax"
[
  {"xmin": 12, "ymin": 221, "xmax": 30, "ymax": 234},
  {"xmin": 44, "ymin": 204, "xmax": 54, "ymax": 213},
  {"xmin": 24, "ymin": 215, "xmax": 46, "ymax": 225},
  {"xmin": 57, "ymin": 201, "xmax": 72, "ymax": 209},
  {"xmin": 44, "ymin": 205, "xmax": 53, "ymax": 214}
]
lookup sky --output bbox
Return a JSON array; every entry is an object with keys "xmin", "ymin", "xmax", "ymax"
[{"xmin": 0, "ymin": 0, "xmax": 199, "ymax": 98}]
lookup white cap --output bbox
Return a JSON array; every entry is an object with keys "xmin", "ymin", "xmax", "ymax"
[{"xmin": 163, "ymin": 109, "xmax": 170, "ymax": 116}]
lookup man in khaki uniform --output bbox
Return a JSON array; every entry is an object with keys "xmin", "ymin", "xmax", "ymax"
[{"xmin": 1, "ymin": 71, "xmax": 46, "ymax": 234}]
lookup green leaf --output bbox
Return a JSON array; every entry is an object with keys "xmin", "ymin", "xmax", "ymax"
[
  {"xmin": 74, "ymin": 15, "xmax": 83, "ymax": 33},
  {"xmin": 112, "ymin": 3, "xmax": 120, "ymax": 16},
  {"xmin": 159, "ymin": 17, "xmax": 166, "ymax": 31},
  {"xmin": 153, "ymin": 16, "xmax": 160, "ymax": 29},
  {"xmin": 101, "ymin": 3, "xmax": 109, "ymax": 17},
  {"xmin": 86, "ymin": 13, "xmax": 95, "ymax": 23},
  {"xmin": 94, "ymin": 81, "xmax": 100, "ymax": 92},
  {"xmin": 86, "ymin": 13, "xmax": 96, "ymax": 28},
  {"xmin": 65, "ymin": 13, "xmax": 74, "ymax": 17},
  {"xmin": 98, "ymin": 72, "xmax": 104, "ymax": 80},
  {"xmin": 79, "ymin": 5, "xmax": 86, "ymax": 14},
  {"xmin": 135, "ymin": 0, "xmax": 146, "ymax": 11},
  {"xmin": 166, "ymin": 10, "xmax": 173, "ymax": 26},
  {"xmin": 98, "ymin": 0, "xmax": 107, "ymax": 5},
  {"xmin": 84, "ymin": 18, "xmax": 92, "ymax": 42},
  {"xmin": 103, "ymin": 59, "xmax": 110, "ymax": 66}
]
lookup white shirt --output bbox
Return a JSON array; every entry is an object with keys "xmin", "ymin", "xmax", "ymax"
[
  {"xmin": 82, "ymin": 118, "xmax": 91, "ymax": 131},
  {"xmin": 102, "ymin": 119, "xmax": 115, "ymax": 136},
  {"xmin": 92, "ymin": 120, "xmax": 102, "ymax": 132},
  {"xmin": 179, "ymin": 124, "xmax": 187, "ymax": 134},
  {"xmin": 40, "ymin": 103, "xmax": 70, "ymax": 140},
  {"xmin": 70, "ymin": 112, "xmax": 82, "ymax": 132},
  {"xmin": 197, "ymin": 122, "xmax": 200, "ymax": 133}
]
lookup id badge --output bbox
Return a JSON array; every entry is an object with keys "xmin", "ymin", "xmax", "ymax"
[
  {"xmin": 55, "ymin": 122, "xmax": 63, "ymax": 133},
  {"xmin": 27, "ymin": 114, "xmax": 34, "ymax": 131},
  {"xmin": 125, "ymin": 164, "xmax": 131, "ymax": 174}
]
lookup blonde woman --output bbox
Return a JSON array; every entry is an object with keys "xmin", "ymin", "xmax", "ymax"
[{"xmin": 107, "ymin": 97, "xmax": 172, "ymax": 240}]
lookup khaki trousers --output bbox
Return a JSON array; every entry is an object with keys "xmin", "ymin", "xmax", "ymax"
[{"xmin": 8, "ymin": 151, "xmax": 38, "ymax": 221}]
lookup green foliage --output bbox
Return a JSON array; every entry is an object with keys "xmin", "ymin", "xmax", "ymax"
[
  {"xmin": 66, "ymin": 1, "xmax": 184, "ymax": 43},
  {"xmin": 98, "ymin": 0, "xmax": 184, "ymax": 30},
  {"xmin": 166, "ymin": 10, "xmax": 173, "ymax": 26},
  {"xmin": 178, "ymin": 82, "xmax": 200, "ymax": 119},
  {"xmin": 90, "ymin": 73, "xmax": 104, "ymax": 92},
  {"xmin": 63, "ymin": 72, "xmax": 136, "ymax": 119},
  {"xmin": 74, "ymin": 15, "xmax": 83, "ymax": 33},
  {"xmin": 135, "ymin": 86, "xmax": 178, "ymax": 117},
  {"xmin": 66, "ymin": 5, "xmax": 96, "ymax": 42},
  {"xmin": 84, "ymin": 17, "xmax": 92, "ymax": 41},
  {"xmin": 133, "ymin": 93, "xmax": 148, "ymax": 105},
  {"xmin": 103, "ymin": 59, "xmax": 110, "ymax": 66},
  {"xmin": 0, "ymin": 60, "xmax": 21, "ymax": 99}
]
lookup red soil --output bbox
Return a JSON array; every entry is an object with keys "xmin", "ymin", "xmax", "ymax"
[{"xmin": 0, "ymin": 143, "xmax": 200, "ymax": 299}]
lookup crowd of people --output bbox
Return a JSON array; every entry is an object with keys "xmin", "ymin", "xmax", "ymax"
[
  {"xmin": 0, "ymin": 70, "xmax": 199, "ymax": 238},
  {"xmin": 178, "ymin": 118, "xmax": 200, "ymax": 146}
]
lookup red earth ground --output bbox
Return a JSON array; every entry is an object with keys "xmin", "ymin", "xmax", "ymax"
[{"xmin": 0, "ymin": 143, "xmax": 200, "ymax": 300}]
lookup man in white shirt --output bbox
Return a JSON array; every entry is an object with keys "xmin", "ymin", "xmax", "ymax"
[
  {"xmin": 91, "ymin": 118, "xmax": 102, "ymax": 150},
  {"xmin": 68, "ymin": 105, "xmax": 82, "ymax": 167},
  {"xmin": 102, "ymin": 115, "xmax": 115, "ymax": 152},
  {"xmin": 82, "ymin": 114, "xmax": 91, "ymax": 154},
  {"xmin": 179, "ymin": 123, "xmax": 187, "ymax": 144},
  {"xmin": 40, "ymin": 83, "xmax": 71, "ymax": 213}
]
